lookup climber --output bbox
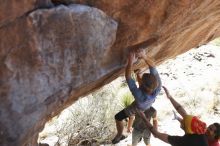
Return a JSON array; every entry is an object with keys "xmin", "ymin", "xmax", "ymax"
[
  {"xmin": 164, "ymin": 86, "xmax": 220, "ymax": 146},
  {"xmin": 206, "ymin": 123, "xmax": 220, "ymax": 146},
  {"xmin": 142, "ymin": 86, "xmax": 220, "ymax": 146},
  {"xmin": 125, "ymin": 69, "xmax": 145, "ymax": 134},
  {"xmin": 112, "ymin": 49, "xmax": 162, "ymax": 144},
  {"xmin": 131, "ymin": 106, "xmax": 158, "ymax": 146}
]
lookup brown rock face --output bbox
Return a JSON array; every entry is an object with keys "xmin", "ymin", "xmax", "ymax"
[
  {"xmin": 1, "ymin": 0, "xmax": 220, "ymax": 145},
  {"xmin": 0, "ymin": 0, "xmax": 36, "ymax": 27},
  {"xmin": 0, "ymin": 4, "xmax": 117, "ymax": 146}
]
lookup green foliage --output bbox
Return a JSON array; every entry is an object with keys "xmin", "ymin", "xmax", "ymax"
[
  {"xmin": 120, "ymin": 92, "xmax": 134, "ymax": 108},
  {"xmin": 119, "ymin": 72, "xmax": 138, "ymax": 88},
  {"xmin": 40, "ymin": 81, "xmax": 123, "ymax": 145},
  {"xmin": 120, "ymin": 80, "xmax": 128, "ymax": 88}
]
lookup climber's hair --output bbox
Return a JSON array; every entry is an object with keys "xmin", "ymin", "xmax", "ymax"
[
  {"xmin": 214, "ymin": 123, "xmax": 220, "ymax": 140},
  {"xmin": 141, "ymin": 73, "xmax": 158, "ymax": 93}
]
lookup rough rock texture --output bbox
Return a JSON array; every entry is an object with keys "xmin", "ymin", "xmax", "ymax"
[
  {"xmin": 0, "ymin": 0, "xmax": 36, "ymax": 27},
  {"xmin": 0, "ymin": 4, "xmax": 117, "ymax": 146},
  {"xmin": 1, "ymin": 0, "xmax": 220, "ymax": 146}
]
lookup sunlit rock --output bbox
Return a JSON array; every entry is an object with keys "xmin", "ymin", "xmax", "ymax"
[{"xmin": 1, "ymin": 0, "xmax": 220, "ymax": 145}]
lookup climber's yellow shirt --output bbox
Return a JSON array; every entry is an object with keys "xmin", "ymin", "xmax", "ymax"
[{"xmin": 182, "ymin": 115, "xmax": 207, "ymax": 134}]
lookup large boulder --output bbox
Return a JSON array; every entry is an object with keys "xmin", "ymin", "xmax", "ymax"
[{"xmin": 1, "ymin": 0, "xmax": 220, "ymax": 145}]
